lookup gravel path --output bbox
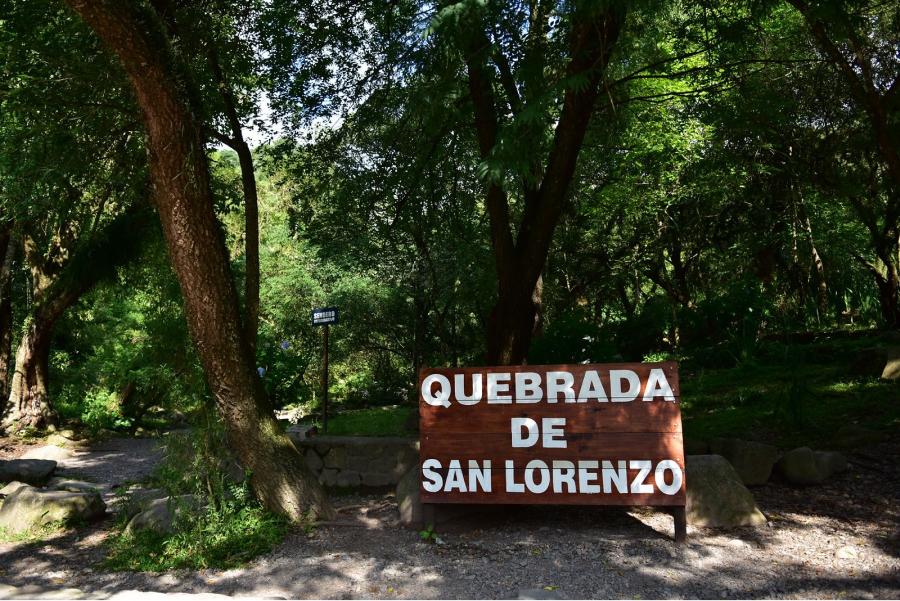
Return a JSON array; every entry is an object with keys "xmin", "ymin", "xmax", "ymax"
[{"xmin": 1, "ymin": 436, "xmax": 897, "ymax": 599}]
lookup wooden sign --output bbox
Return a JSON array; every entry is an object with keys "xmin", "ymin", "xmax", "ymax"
[{"xmin": 418, "ymin": 362, "xmax": 686, "ymax": 541}]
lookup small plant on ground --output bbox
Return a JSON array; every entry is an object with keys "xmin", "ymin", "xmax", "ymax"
[
  {"xmin": 0, "ymin": 520, "xmax": 73, "ymax": 543},
  {"xmin": 418, "ymin": 523, "xmax": 442, "ymax": 544}
]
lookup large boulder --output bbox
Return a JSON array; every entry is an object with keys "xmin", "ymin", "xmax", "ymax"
[
  {"xmin": 775, "ymin": 447, "xmax": 848, "ymax": 485},
  {"xmin": 709, "ymin": 438, "xmax": 779, "ymax": 485},
  {"xmin": 124, "ymin": 495, "xmax": 203, "ymax": 535},
  {"xmin": 46, "ymin": 477, "xmax": 104, "ymax": 494},
  {"xmin": 0, "ymin": 481, "xmax": 32, "ymax": 496},
  {"xmin": 880, "ymin": 348, "xmax": 900, "ymax": 380},
  {"xmin": 685, "ymin": 455, "xmax": 766, "ymax": 528},
  {"xmin": 833, "ymin": 424, "xmax": 885, "ymax": 449},
  {"xmin": 0, "ymin": 459, "xmax": 56, "ymax": 486},
  {"xmin": 120, "ymin": 488, "xmax": 168, "ymax": 519},
  {"xmin": 20, "ymin": 445, "xmax": 74, "ymax": 462},
  {"xmin": 0, "ymin": 486, "xmax": 105, "ymax": 534}
]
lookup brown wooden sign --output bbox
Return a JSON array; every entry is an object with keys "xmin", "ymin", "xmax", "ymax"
[{"xmin": 418, "ymin": 362, "xmax": 686, "ymax": 540}]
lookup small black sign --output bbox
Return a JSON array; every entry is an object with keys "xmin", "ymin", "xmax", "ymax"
[{"xmin": 312, "ymin": 307, "xmax": 339, "ymax": 326}]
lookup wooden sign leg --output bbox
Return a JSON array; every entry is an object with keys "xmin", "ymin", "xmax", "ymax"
[
  {"xmin": 672, "ymin": 506, "xmax": 687, "ymax": 543},
  {"xmin": 422, "ymin": 503, "xmax": 436, "ymax": 529}
]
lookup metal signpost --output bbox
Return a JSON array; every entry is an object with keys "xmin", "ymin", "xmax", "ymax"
[
  {"xmin": 311, "ymin": 307, "xmax": 339, "ymax": 433},
  {"xmin": 418, "ymin": 361, "xmax": 687, "ymax": 542}
]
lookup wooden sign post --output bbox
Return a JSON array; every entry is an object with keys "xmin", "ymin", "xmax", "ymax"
[
  {"xmin": 311, "ymin": 307, "xmax": 339, "ymax": 433},
  {"xmin": 418, "ymin": 362, "xmax": 686, "ymax": 542}
]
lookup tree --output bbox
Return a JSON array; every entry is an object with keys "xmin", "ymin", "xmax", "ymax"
[
  {"xmin": 0, "ymin": 225, "xmax": 13, "ymax": 401},
  {"xmin": 784, "ymin": 0, "xmax": 900, "ymax": 325},
  {"xmin": 63, "ymin": 0, "xmax": 333, "ymax": 520},
  {"xmin": 3, "ymin": 207, "xmax": 152, "ymax": 430},
  {"xmin": 437, "ymin": 1, "xmax": 626, "ymax": 364},
  {"xmin": 0, "ymin": 0, "xmax": 153, "ymax": 430}
]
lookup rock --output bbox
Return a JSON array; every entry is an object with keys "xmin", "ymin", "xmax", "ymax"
[
  {"xmin": 46, "ymin": 433, "xmax": 86, "ymax": 448},
  {"xmin": 20, "ymin": 445, "xmax": 74, "ymax": 462},
  {"xmin": 46, "ymin": 477, "xmax": 103, "ymax": 494},
  {"xmin": 881, "ymin": 348, "xmax": 900, "ymax": 380},
  {"xmin": 221, "ymin": 459, "xmax": 246, "ymax": 485},
  {"xmin": 0, "ymin": 481, "xmax": 32, "ymax": 496},
  {"xmin": 775, "ymin": 447, "xmax": 846, "ymax": 485},
  {"xmin": 304, "ymin": 449, "xmax": 323, "ymax": 472},
  {"xmin": 335, "ymin": 470, "xmax": 361, "ymax": 488},
  {"xmin": 835, "ymin": 545, "xmax": 860, "ymax": 560},
  {"xmin": 815, "ymin": 451, "xmax": 848, "ymax": 478},
  {"xmin": 322, "ymin": 446, "xmax": 347, "ymax": 469},
  {"xmin": 362, "ymin": 472, "xmax": 393, "ymax": 487},
  {"xmin": 709, "ymin": 438, "xmax": 778, "ymax": 485},
  {"xmin": 775, "ymin": 447, "xmax": 823, "ymax": 484},
  {"xmin": 685, "ymin": 455, "xmax": 766, "ymax": 528},
  {"xmin": 0, "ymin": 459, "xmax": 57, "ymax": 486},
  {"xmin": 124, "ymin": 495, "xmax": 203, "ymax": 535},
  {"xmin": 0, "ymin": 487, "xmax": 105, "ymax": 534},
  {"xmin": 518, "ymin": 589, "xmax": 563, "ymax": 600},
  {"xmin": 121, "ymin": 488, "xmax": 168, "ymax": 519},
  {"xmin": 849, "ymin": 347, "xmax": 888, "ymax": 377},
  {"xmin": 287, "ymin": 424, "xmax": 316, "ymax": 441},
  {"xmin": 397, "ymin": 466, "xmax": 423, "ymax": 527},
  {"xmin": 833, "ymin": 424, "xmax": 886, "ymax": 449}
]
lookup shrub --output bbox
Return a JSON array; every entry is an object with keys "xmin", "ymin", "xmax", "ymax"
[{"xmin": 105, "ymin": 416, "xmax": 289, "ymax": 571}]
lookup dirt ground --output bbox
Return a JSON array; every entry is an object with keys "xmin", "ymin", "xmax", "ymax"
[{"xmin": 0, "ymin": 436, "xmax": 898, "ymax": 599}]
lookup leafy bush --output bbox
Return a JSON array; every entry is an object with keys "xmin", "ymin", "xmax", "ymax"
[
  {"xmin": 105, "ymin": 417, "xmax": 289, "ymax": 571},
  {"xmin": 105, "ymin": 487, "xmax": 287, "ymax": 571}
]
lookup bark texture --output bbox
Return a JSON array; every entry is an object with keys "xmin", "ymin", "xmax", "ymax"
[
  {"xmin": 0, "ymin": 229, "xmax": 15, "ymax": 402},
  {"xmin": 63, "ymin": 0, "xmax": 333, "ymax": 520},
  {"xmin": 209, "ymin": 50, "xmax": 260, "ymax": 356},
  {"xmin": 462, "ymin": 5, "xmax": 625, "ymax": 364},
  {"xmin": 5, "ymin": 308, "xmax": 59, "ymax": 431}
]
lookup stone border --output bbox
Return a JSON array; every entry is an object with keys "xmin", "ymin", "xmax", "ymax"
[{"xmin": 289, "ymin": 435, "xmax": 419, "ymax": 489}]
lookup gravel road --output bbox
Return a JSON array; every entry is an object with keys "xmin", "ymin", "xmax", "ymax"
[{"xmin": 0, "ymin": 436, "xmax": 897, "ymax": 599}]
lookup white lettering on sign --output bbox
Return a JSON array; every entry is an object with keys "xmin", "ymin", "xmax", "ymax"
[
  {"xmin": 312, "ymin": 309, "xmax": 337, "ymax": 324},
  {"xmin": 420, "ymin": 368, "xmax": 676, "ymax": 407},
  {"xmin": 451, "ymin": 458, "xmax": 684, "ymax": 495}
]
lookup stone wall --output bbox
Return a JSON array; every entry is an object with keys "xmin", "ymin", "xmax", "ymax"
[{"xmin": 289, "ymin": 435, "xmax": 419, "ymax": 489}]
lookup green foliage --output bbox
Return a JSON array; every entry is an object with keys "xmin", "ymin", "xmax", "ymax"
[
  {"xmin": 105, "ymin": 420, "xmax": 288, "ymax": 572},
  {"xmin": 51, "ymin": 237, "xmax": 204, "ymax": 434},
  {"xmin": 0, "ymin": 521, "xmax": 70, "ymax": 543},
  {"xmin": 104, "ymin": 495, "xmax": 287, "ymax": 572},
  {"xmin": 323, "ymin": 405, "xmax": 415, "ymax": 437},
  {"xmin": 418, "ymin": 523, "xmax": 441, "ymax": 544},
  {"xmin": 681, "ymin": 334, "xmax": 900, "ymax": 448}
]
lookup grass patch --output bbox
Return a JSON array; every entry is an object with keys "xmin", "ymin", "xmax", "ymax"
[
  {"xmin": 104, "ymin": 496, "xmax": 287, "ymax": 571},
  {"xmin": 321, "ymin": 405, "xmax": 414, "ymax": 436},
  {"xmin": 680, "ymin": 335, "xmax": 900, "ymax": 448},
  {"xmin": 0, "ymin": 521, "xmax": 69, "ymax": 543}
]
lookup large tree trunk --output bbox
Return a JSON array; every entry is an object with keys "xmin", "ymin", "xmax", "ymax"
[
  {"xmin": 463, "ymin": 6, "xmax": 624, "ymax": 364},
  {"xmin": 64, "ymin": 0, "xmax": 333, "ymax": 520},
  {"xmin": 0, "ymin": 229, "xmax": 15, "ymax": 401},
  {"xmin": 874, "ymin": 250, "xmax": 900, "ymax": 328},
  {"xmin": 4, "ymin": 316, "xmax": 56, "ymax": 431}
]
